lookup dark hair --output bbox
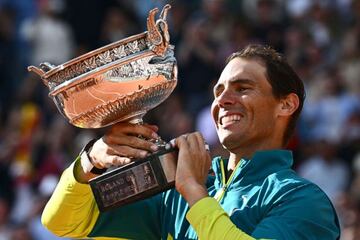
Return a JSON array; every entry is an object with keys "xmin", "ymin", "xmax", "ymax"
[{"xmin": 227, "ymin": 44, "xmax": 306, "ymax": 144}]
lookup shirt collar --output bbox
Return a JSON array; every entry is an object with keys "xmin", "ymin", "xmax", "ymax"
[{"xmin": 212, "ymin": 149, "xmax": 294, "ymax": 188}]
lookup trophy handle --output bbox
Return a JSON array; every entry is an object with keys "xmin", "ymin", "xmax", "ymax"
[
  {"xmin": 39, "ymin": 62, "xmax": 57, "ymax": 72},
  {"xmin": 146, "ymin": 4, "xmax": 171, "ymax": 56},
  {"xmin": 27, "ymin": 65, "xmax": 46, "ymax": 76},
  {"xmin": 27, "ymin": 62, "xmax": 57, "ymax": 87},
  {"xmin": 159, "ymin": 4, "xmax": 171, "ymax": 20}
]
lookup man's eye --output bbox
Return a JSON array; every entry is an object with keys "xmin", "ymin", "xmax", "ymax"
[
  {"xmin": 237, "ymin": 87, "xmax": 248, "ymax": 92},
  {"xmin": 214, "ymin": 88, "xmax": 223, "ymax": 97}
]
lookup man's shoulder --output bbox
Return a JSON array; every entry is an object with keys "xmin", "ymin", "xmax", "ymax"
[
  {"xmin": 259, "ymin": 169, "xmax": 340, "ymax": 236},
  {"xmin": 260, "ymin": 169, "xmax": 339, "ymax": 227},
  {"xmin": 263, "ymin": 169, "xmax": 332, "ymax": 204},
  {"xmin": 266, "ymin": 168, "xmax": 310, "ymax": 185}
]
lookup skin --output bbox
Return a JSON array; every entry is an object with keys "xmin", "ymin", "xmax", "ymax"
[
  {"xmin": 211, "ymin": 58, "xmax": 297, "ymax": 171},
  {"xmin": 76, "ymin": 57, "xmax": 299, "ymax": 207},
  {"xmin": 176, "ymin": 58, "xmax": 299, "ymax": 205},
  {"xmin": 75, "ymin": 123, "xmax": 160, "ymax": 182}
]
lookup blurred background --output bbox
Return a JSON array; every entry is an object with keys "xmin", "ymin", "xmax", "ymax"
[{"xmin": 0, "ymin": 0, "xmax": 360, "ymax": 239}]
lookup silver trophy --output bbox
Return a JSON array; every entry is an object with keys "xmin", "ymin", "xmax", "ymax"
[{"xmin": 28, "ymin": 5, "xmax": 178, "ymax": 211}]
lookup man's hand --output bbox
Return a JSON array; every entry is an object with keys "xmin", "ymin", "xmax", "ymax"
[
  {"xmin": 174, "ymin": 132, "xmax": 211, "ymax": 206},
  {"xmin": 76, "ymin": 122, "xmax": 160, "ymax": 183}
]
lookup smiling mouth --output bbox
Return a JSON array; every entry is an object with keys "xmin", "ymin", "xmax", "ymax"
[{"xmin": 219, "ymin": 114, "xmax": 242, "ymax": 126}]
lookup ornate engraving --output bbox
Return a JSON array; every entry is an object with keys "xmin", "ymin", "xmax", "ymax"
[
  {"xmin": 27, "ymin": 4, "xmax": 176, "ymax": 129},
  {"xmin": 127, "ymin": 41, "xmax": 139, "ymax": 54},
  {"xmin": 113, "ymin": 45, "xmax": 126, "ymax": 59},
  {"xmin": 98, "ymin": 51, "xmax": 112, "ymax": 65},
  {"xmin": 147, "ymin": 8, "xmax": 163, "ymax": 46},
  {"xmin": 46, "ymin": 37, "xmax": 149, "ymax": 90},
  {"xmin": 84, "ymin": 56, "xmax": 97, "ymax": 70},
  {"xmin": 137, "ymin": 38, "xmax": 147, "ymax": 50},
  {"xmin": 104, "ymin": 50, "xmax": 176, "ymax": 83},
  {"xmin": 29, "ymin": 5, "xmax": 171, "ymax": 90},
  {"xmin": 95, "ymin": 161, "xmax": 158, "ymax": 208}
]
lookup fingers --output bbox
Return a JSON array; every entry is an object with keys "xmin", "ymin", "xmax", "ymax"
[
  {"xmin": 173, "ymin": 132, "xmax": 211, "ymax": 200},
  {"xmin": 88, "ymin": 123, "xmax": 160, "ymax": 170},
  {"xmin": 109, "ymin": 122, "xmax": 159, "ymax": 140},
  {"xmin": 174, "ymin": 132, "xmax": 208, "ymax": 152},
  {"xmin": 98, "ymin": 155, "xmax": 132, "ymax": 169},
  {"xmin": 178, "ymin": 132, "xmax": 211, "ymax": 167},
  {"xmin": 105, "ymin": 135, "xmax": 159, "ymax": 152},
  {"xmin": 92, "ymin": 151, "xmax": 143, "ymax": 169},
  {"xmin": 175, "ymin": 134, "xmax": 190, "ymax": 150},
  {"xmin": 107, "ymin": 144, "xmax": 149, "ymax": 159},
  {"xmin": 90, "ymin": 138, "xmax": 147, "ymax": 169},
  {"xmin": 103, "ymin": 122, "xmax": 159, "ymax": 156},
  {"xmin": 143, "ymin": 124, "xmax": 159, "ymax": 132},
  {"xmin": 188, "ymin": 132, "xmax": 205, "ymax": 151}
]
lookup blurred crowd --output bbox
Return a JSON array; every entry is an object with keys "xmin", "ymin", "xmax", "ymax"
[{"xmin": 1, "ymin": 0, "xmax": 360, "ymax": 239}]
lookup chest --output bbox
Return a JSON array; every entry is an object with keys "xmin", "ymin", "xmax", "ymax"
[
  {"xmin": 211, "ymin": 185, "xmax": 264, "ymax": 234},
  {"xmin": 163, "ymin": 185, "xmax": 266, "ymax": 240}
]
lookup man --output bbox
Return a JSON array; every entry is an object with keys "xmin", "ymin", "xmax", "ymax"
[{"xmin": 41, "ymin": 45, "xmax": 340, "ymax": 239}]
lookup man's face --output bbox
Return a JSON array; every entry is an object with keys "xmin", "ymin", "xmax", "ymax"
[{"xmin": 211, "ymin": 58, "xmax": 281, "ymax": 152}]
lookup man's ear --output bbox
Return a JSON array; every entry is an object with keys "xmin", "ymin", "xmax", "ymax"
[{"xmin": 277, "ymin": 93, "xmax": 299, "ymax": 117}]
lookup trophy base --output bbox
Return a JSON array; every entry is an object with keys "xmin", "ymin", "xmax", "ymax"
[{"xmin": 89, "ymin": 145, "xmax": 177, "ymax": 212}]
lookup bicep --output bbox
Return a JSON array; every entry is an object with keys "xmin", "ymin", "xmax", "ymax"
[{"xmin": 41, "ymin": 163, "xmax": 100, "ymax": 238}]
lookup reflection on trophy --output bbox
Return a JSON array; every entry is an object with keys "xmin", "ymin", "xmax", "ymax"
[{"xmin": 28, "ymin": 5, "xmax": 178, "ymax": 212}]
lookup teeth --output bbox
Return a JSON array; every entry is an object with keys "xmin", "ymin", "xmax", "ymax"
[{"xmin": 221, "ymin": 115, "xmax": 241, "ymax": 125}]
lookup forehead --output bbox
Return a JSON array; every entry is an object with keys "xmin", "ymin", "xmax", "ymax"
[{"xmin": 216, "ymin": 58, "xmax": 267, "ymax": 85}]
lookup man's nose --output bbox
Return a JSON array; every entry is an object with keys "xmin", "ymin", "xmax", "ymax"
[{"xmin": 216, "ymin": 89, "xmax": 236, "ymax": 107}]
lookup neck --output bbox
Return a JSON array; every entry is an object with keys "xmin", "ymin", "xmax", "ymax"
[
  {"xmin": 226, "ymin": 139, "xmax": 284, "ymax": 171},
  {"xmin": 228, "ymin": 153, "xmax": 240, "ymax": 172}
]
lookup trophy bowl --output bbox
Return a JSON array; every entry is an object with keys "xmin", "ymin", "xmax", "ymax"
[
  {"xmin": 28, "ymin": 4, "xmax": 177, "ymax": 128},
  {"xmin": 28, "ymin": 4, "xmax": 180, "ymax": 212}
]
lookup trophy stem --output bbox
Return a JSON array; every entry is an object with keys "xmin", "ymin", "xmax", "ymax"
[
  {"xmin": 129, "ymin": 117, "xmax": 144, "ymax": 124},
  {"xmin": 128, "ymin": 117, "xmax": 166, "ymax": 147}
]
